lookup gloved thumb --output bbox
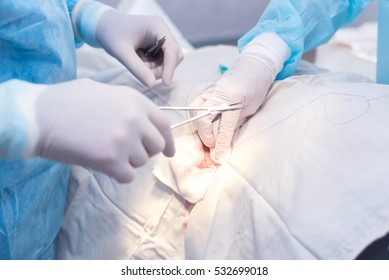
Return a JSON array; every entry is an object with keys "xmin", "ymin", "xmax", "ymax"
[{"xmin": 190, "ymin": 97, "xmax": 220, "ymax": 148}]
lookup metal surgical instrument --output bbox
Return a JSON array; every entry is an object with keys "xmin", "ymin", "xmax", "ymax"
[
  {"xmin": 159, "ymin": 102, "xmax": 243, "ymax": 129},
  {"xmin": 144, "ymin": 36, "xmax": 166, "ymax": 57}
]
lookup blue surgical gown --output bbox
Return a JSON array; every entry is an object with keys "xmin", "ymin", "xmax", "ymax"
[
  {"xmin": 0, "ymin": 0, "xmax": 79, "ymax": 259},
  {"xmin": 238, "ymin": 0, "xmax": 373, "ymax": 80}
]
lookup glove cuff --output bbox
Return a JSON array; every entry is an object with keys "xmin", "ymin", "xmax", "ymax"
[
  {"xmin": 241, "ymin": 32, "xmax": 291, "ymax": 79},
  {"xmin": 71, "ymin": 0, "xmax": 113, "ymax": 47},
  {"xmin": 0, "ymin": 80, "xmax": 45, "ymax": 159}
]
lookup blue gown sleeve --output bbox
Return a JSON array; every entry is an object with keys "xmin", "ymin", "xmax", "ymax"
[
  {"xmin": 0, "ymin": 82, "xmax": 27, "ymax": 159},
  {"xmin": 71, "ymin": 0, "xmax": 113, "ymax": 48},
  {"xmin": 238, "ymin": 0, "xmax": 373, "ymax": 79},
  {"xmin": 0, "ymin": 80, "xmax": 45, "ymax": 160},
  {"xmin": 66, "ymin": 0, "xmax": 78, "ymax": 15},
  {"xmin": 66, "ymin": 0, "xmax": 84, "ymax": 47}
]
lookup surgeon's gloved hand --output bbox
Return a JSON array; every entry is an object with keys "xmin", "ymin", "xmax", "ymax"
[
  {"xmin": 190, "ymin": 33, "xmax": 290, "ymax": 162},
  {"xmin": 33, "ymin": 79, "xmax": 175, "ymax": 183},
  {"xmin": 72, "ymin": 1, "xmax": 183, "ymax": 88}
]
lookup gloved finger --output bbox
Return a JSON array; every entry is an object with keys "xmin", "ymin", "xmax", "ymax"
[
  {"xmin": 140, "ymin": 122, "xmax": 167, "ymax": 157},
  {"xmin": 161, "ymin": 128, "xmax": 175, "ymax": 157},
  {"xmin": 105, "ymin": 161, "xmax": 136, "ymax": 184},
  {"xmin": 148, "ymin": 64, "xmax": 163, "ymax": 80},
  {"xmin": 212, "ymin": 116, "xmax": 220, "ymax": 141},
  {"xmin": 161, "ymin": 44, "xmax": 184, "ymax": 86},
  {"xmin": 213, "ymin": 109, "xmax": 241, "ymax": 162},
  {"xmin": 189, "ymin": 97, "xmax": 220, "ymax": 148},
  {"xmin": 115, "ymin": 48, "xmax": 156, "ymax": 88},
  {"xmin": 128, "ymin": 143, "xmax": 149, "ymax": 168},
  {"xmin": 149, "ymin": 111, "xmax": 175, "ymax": 157}
]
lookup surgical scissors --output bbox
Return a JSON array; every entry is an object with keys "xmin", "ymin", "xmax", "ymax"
[{"xmin": 159, "ymin": 102, "xmax": 243, "ymax": 129}]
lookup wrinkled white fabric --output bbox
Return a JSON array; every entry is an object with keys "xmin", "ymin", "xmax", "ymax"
[
  {"xmin": 153, "ymin": 134, "xmax": 217, "ymax": 204},
  {"xmin": 315, "ymin": 22, "xmax": 377, "ymax": 82},
  {"xmin": 58, "ymin": 45, "xmax": 389, "ymax": 260},
  {"xmin": 58, "ymin": 162, "xmax": 193, "ymax": 259},
  {"xmin": 57, "ymin": 46, "xmax": 239, "ymax": 259},
  {"xmin": 186, "ymin": 72, "xmax": 389, "ymax": 260},
  {"xmin": 330, "ymin": 22, "xmax": 377, "ymax": 63}
]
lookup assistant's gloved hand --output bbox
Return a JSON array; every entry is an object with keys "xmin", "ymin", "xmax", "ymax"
[
  {"xmin": 190, "ymin": 33, "xmax": 290, "ymax": 162},
  {"xmin": 72, "ymin": 1, "xmax": 183, "ymax": 88},
  {"xmin": 33, "ymin": 79, "xmax": 175, "ymax": 183},
  {"xmin": 96, "ymin": 10, "xmax": 184, "ymax": 87}
]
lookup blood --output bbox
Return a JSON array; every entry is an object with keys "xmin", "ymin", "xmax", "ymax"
[{"xmin": 199, "ymin": 143, "xmax": 220, "ymax": 168}]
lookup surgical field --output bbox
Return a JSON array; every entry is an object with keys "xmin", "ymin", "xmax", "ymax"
[{"xmin": 58, "ymin": 45, "xmax": 389, "ymax": 260}]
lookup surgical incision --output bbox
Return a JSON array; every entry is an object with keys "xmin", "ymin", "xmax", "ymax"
[{"xmin": 199, "ymin": 143, "xmax": 220, "ymax": 168}]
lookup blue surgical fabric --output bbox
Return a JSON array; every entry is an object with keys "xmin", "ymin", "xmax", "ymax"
[
  {"xmin": 0, "ymin": 0, "xmax": 79, "ymax": 259},
  {"xmin": 238, "ymin": 0, "xmax": 373, "ymax": 80}
]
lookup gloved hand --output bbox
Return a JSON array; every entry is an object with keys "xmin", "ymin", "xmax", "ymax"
[
  {"xmin": 95, "ymin": 9, "xmax": 184, "ymax": 88},
  {"xmin": 33, "ymin": 79, "xmax": 175, "ymax": 183},
  {"xmin": 190, "ymin": 33, "xmax": 290, "ymax": 162}
]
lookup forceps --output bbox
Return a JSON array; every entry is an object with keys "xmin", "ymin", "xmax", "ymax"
[{"xmin": 159, "ymin": 102, "xmax": 243, "ymax": 129}]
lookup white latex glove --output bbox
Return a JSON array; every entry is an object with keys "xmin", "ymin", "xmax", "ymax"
[
  {"xmin": 33, "ymin": 79, "xmax": 175, "ymax": 183},
  {"xmin": 190, "ymin": 33, "xmax": 290, "ymax": 162},
  {"xmin": 94, "ymin": 9, "xmax": 184, "ymax": 88}
]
